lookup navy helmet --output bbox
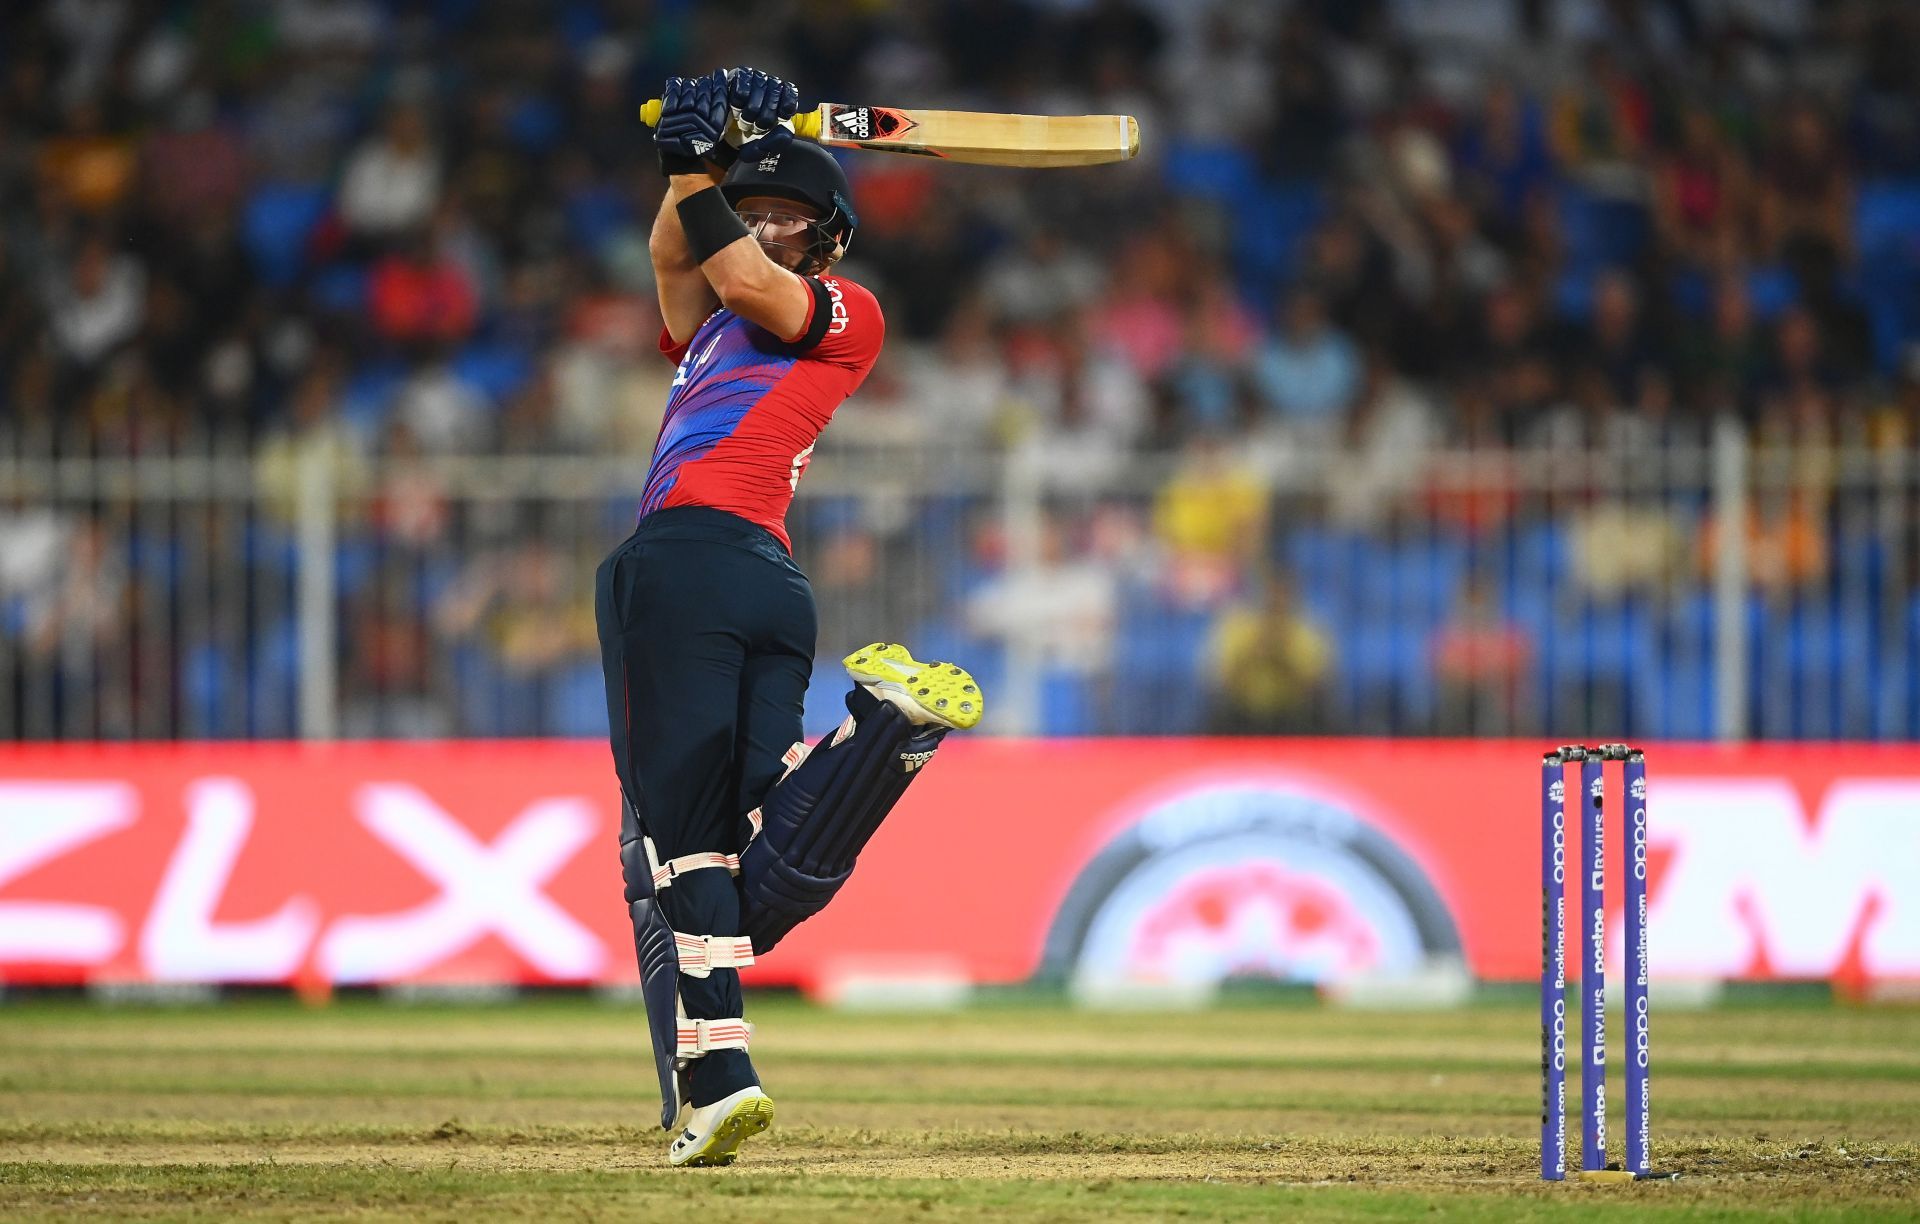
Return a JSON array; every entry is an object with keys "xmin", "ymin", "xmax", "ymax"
[{"xmin": 721, "ymin": 141, "xmax": 858, "ymax": 274}]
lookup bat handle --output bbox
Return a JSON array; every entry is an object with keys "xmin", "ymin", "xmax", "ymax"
[{"xmin": 638, "ymin": 100, "xmax": 824, "ymax": 142}]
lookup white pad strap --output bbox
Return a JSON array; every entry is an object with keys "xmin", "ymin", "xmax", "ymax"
[
  {"xmin": 674, "ymin": 932, "xmax": 755, "ymax": 978},
  {"xmin": 676, "ymin": 1017, "xmax": 752, "ymax": 1059},
  {"xmin": 781, "ymin": 739, "xmax": 811, "ymax": 777},
  {"xmin": 646, "ymin": 836, "xmax": 740, "ymax": 890}
]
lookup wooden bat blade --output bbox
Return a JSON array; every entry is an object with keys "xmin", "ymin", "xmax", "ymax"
[
  {"xmin": 809, "ymin": 105, "xmax": 1139, "ymax": 167},
  {"xmin": 638, "ymin": 100, "xmax": 1140, "ymax": 168}
]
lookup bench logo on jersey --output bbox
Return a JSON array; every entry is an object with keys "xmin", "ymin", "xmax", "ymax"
[{"xmin": 821, "ymin": 279, "xmax": 850, "ymax": 336}]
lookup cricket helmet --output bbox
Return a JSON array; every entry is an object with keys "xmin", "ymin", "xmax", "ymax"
[{"xmin": 721, "ymin": 140, "xmax": 858, "ymax": 274}]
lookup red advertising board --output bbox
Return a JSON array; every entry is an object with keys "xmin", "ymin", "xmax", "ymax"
[{"xmin": 2, "ymin": 739, "xmax": 1917, "ymax": 990}]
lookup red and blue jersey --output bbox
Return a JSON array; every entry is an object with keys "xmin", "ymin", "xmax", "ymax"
[{"xmin": 642, "ymin": 276, "xmax": 884, "ymax": 551}]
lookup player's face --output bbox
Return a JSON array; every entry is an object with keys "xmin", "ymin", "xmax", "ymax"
[{"xmin": 734, "ymin": 195, "xmax": 823, "ymax": 272}]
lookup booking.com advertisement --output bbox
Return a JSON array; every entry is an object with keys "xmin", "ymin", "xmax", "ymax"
[{"xmin": 2, "ymin": 739, "xmax": 1917, "ymax": 992}]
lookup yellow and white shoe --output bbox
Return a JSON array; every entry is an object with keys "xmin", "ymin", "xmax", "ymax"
[
  {"xmin": 843, "ymin": 642, "xmax": 985, "ymax": 731},
  {"xmin": 667, "ymin": 1085, "xmax": 774, "ymax": 1168}
]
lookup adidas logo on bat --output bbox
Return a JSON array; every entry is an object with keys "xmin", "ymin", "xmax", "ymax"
[{"xmin": 831, "ymin": 108, "xmax": 871, "ymax": 140}]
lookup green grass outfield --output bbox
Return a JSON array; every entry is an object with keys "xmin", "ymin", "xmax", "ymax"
[{"xmin": 1, "ymin": 992, "xmax": 1916, "ymax": 1221}]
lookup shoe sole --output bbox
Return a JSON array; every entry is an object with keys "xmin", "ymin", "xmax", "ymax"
[
  {"xmin": 842, "ymin": 642, "xmax": 984, "ymax": 731},
  {"xmin": 676, "ymin": 1094, "xmax": 775, "ymax": 1168}
]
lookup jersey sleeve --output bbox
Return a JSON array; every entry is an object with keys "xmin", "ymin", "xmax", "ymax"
[
  {"xmin": 789, "ymin": 276, "xmax": 884, "ymax": 372},
  {"xmin": 659, "ymin": 325, "xmax": 690, "ymax": 364}
]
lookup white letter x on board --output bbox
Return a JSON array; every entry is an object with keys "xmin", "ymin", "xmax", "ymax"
[{"xmin": 318, "ymin": 785, "xmax": 604, "ymax": 982}]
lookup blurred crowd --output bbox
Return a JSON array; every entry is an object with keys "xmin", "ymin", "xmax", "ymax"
[{"xmin": 3, "ymin": 0, "xmax": 1920, "ymax": 740}]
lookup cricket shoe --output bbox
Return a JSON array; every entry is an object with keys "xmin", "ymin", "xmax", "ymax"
[
  {"xmin": 667, "ymin": 1085, "xmax": 775, "ymax": 1167},
  {"xmin": 843, "ymin": 642, "xmax": 984, "ymax": 730}
]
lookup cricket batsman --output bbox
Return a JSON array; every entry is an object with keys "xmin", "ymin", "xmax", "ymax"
[{"xmin": 595, "ymin": 67, "xmax": 984, "ymax": 1167}]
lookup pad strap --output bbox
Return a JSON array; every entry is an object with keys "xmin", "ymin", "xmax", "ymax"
[
  {"xmin": 676, "ymin": 1017, "xmax": 752, "ymax": 1058},
  {"xmin": 674, "ymin": 932, "xmax": 756, "ymax": 977},
  {"xmin": 646, "ymin": 837, "xmax": 741, "ymax": 890}
]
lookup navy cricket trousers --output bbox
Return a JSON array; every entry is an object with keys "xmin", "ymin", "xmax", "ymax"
[{"xmin": 595, "ymin": 507, "xmax": 816, "ymax": 1103}]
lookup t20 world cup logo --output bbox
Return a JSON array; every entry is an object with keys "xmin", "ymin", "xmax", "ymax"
[{"xmin": 1039, "ymin": 778, "xmax": 1461, "ymax": 986}]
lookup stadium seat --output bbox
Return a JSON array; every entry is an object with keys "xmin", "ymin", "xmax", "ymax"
[
  {"xmin": 309, "ymin": 263, "xmax": 369, "ymax": 315},
  {"xmin": 242, "ymin": 183, "xmax": 330, "ymax": 287},
  {"xmin": 1232, "ymin": 181, "xmax": 1324, "ymax": 290},
  {"xmin": 1039, "ymin": 668, "xmax": 1097, "ymax": 736},
  {"xmin": 1162, "ymin": 141, "xmax": 1258, "ymax": 203},
  {"xmin": 1854, "ymin": 181, "xmax": 1920, "ymax": 259},
  {"xmin": 564, "ymin": 183, "xmax": 633, "ymax": 255},
  {"xmin": 547, "ymin": 660, "xmax": 609, "ymax": 738},
  {"xmin": 451, "ymin": 343, "xmax": 535, "ymax": 406},
  {"xmin": 339, "ymin": 360, "xmax": 407, "ymax": 436},
  {"xmin": 1557, "ymin": 187, "xmax": 1649, "ymax": 269},
  {"xmin": 1745, "ymin": 266, "xmax": 1800, "ymax": 319},
  {"xmin": 250, "ymin": 616, "xmax": 301, "ymax": 738}
]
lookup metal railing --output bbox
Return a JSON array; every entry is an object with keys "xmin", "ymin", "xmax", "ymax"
[{"xmin": 2, "ymin": 420, "xmax": 1914, "ymax": 743}]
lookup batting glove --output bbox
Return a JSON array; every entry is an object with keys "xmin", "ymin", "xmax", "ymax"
[
  {"xmin": 726, "ymin": 67, "xmax": 800, "ymax": 164},
  {"xmin": 654, "ymin": 74, "xmax": 729, "ymax": 176}
]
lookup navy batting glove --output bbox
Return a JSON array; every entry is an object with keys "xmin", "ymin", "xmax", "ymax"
[
  {"xmin": 727, "ymin": 67, "xmax": 800, "ymax": 163},
  {"xmin": 655, "ymin": 74, "xmax": 728, "ymax": 176}
]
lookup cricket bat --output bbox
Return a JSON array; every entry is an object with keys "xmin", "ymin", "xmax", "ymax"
[{"xmin": 639, "ymin": 99, "xmax": 1140, "ymax": 168}]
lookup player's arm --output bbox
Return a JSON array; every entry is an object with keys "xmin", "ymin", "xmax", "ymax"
[
  {"xmin": 670, "ymin": 176, "xmax": 814, "ymax": 342},
  {"xmin": 650, "ymin": 171, "xmax": 723, "ymax": 345},
  {"xmin": 657, "ymin": 69, "xmax": 813, "ymax": 342},
  {"xmin": 650, "ymin": 75, "xmax": 738, "ymax": 345}
]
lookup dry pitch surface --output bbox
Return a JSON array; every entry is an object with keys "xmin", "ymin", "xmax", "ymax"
[{"xmin": 1, "ymin": 995, "xmax": 1916, "ymax": 1220}]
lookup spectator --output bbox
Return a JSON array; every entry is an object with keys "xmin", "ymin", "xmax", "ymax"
[
  {"xmin": 1759, "ymin": 99, "xmax": 1853, "ymax": 264},
  {"xmin": 1700, "ymin": 489, "xmax": 1829, "ymax": 594},
  {"xmin": 341, "ymin": 564, "xmax": 451, "ymax": 739},
  {"xmin": 1203, "ymin": 570, "xmax": 1332, "ymax": 735},
  {"xmin": 901, "ymin": 296, "xmax": 1016, "ymax": 450},
  {"xmin": 1570, "ymin": 498, "xmax": 1689, "ymax": 598},
  {"xmin": 22, "ymin": 517, "xmax": 133, "ymax": 735},
  {"xmin": 368, "ymin": 229, "xmax": 479, "ymax": 350},
  {"xmin": 338, "ymin": 103, "xmax": 441, "ymax": 243},
  {"xmin": 1009, "ymin": 311, "xmax": 1147, "ymax": 491},
  {"xmin": 1251, "ymin": 288, "xmax": 1361, "ymax": 438},
  {"xmin": 1676, "ymin": 273, "xmax": 1767, "ymax": 421},
  {"xmin": 1431, "ymin": 578, "xmax": 1533, "ymax": 735},
  {"xmin": 1162, "ymin": 269, "xmax": 1258, "ymax": 437},
  {"xmin": 1759, "ymin": 306, "xmax": 1844, "ymax": 424},
  {"xmin": 1325, "ymin": 351, "xmax": 1442, "ymax": 527},
  {"xmin": 1558, "ymin": 269, "xmax": 1662, "ymax": 412},
  {"xmin": 1653, "ymin": 106, "xmax": 1750, "ymax": 268},
  {"xmin": 1160, "ymin": 9, "xmax": 1275, "ymax": 142},
  {"xmin": 979, "ymin": 227, "xmax": 1105, "ymax": 329},
  {"xmin": 35, "ymin": 100, "xmax": 134, "ymax": 214},
  {"xmin": 392, "ymin": 363, "xmax": 489, "ymax": 453},
  {"xmin": 1549, "ymin": 43, "xmax": 1652, "ymax": 173},
  {"xmin": 254, "ymin": 358, "xmax": 370, "ymax": 524},
  {"xmin": 1455, "ymin": 80, "xmax": 1554, "ymax": 227},
  {"xmin": 1469, "ymin": 279, "xmax": 1555, "ymax": 441},
  {"xmin": 369, "ymin": 422, "xmax": 452, "ymax": 549},
  {"xmin": 48, "ymin": 233, "xmax": 144, "ymax": 377},
  {"xmin": 1152, "ymin": 432, "xmax": 1266, "ymax": 605},
  {"xmin": 965, "ymin": 511, "xmax": 1116, "ymax": 677}
]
